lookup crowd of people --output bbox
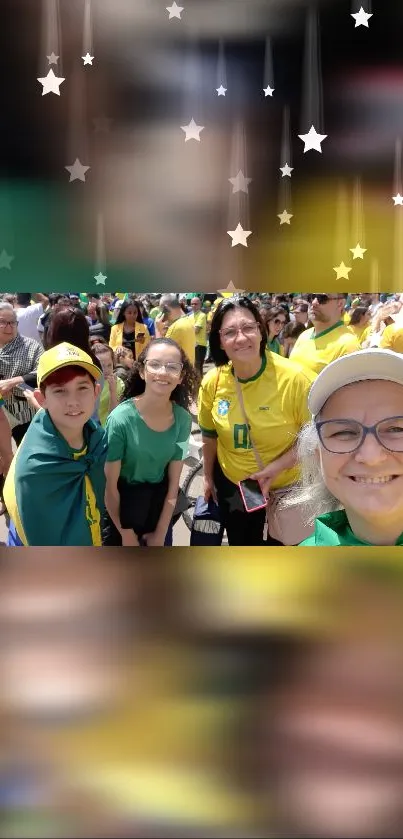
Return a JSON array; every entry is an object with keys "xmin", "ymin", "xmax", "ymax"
[{"xmin": 1, "ymin": 289, "xmax": 403, "ymax": 546}]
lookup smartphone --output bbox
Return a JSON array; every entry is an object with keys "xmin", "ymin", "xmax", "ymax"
[
  {"xmin": 238, "ymin": 478, "xmax": 267, "ymax": 513},
  {"xmin": 18, "ymin": 383, "xmax": 35, "ymax": 392}
]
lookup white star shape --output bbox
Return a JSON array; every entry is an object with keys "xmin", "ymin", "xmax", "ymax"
[
  {"xmin": 263, "ymin": 85, "xmax": 275, "ymax": 97},
  {"xmin": 217, "ymin": 281, "xmax": 246, "ymax": 295},
  {"xmin": 65, "ymin": 158, "xmax": 90, "ymax": 182},
  {"xmin": 166, "ymin": 2, "xmax": 183, "ymax": 19},
  {"xmin": 47, "ymin": 52, "xmax": 59, "ymax": 65},
  {"xmin": 94, "ymin": 272, "xmax": 107, "ymax": 286},
  {"xmin": 350, "ymin": 243, "xmax": 367, "ymax": 259},
  {"xmin": 278, "ymin": 210, "xmax": 293, "ymax": 225},
  {"xmin": 227, "ymin": 223, "xmax": 252, "ymax": 248},
  {"xmin": 216, "ymin": 85, "xmax": 227, "ymax": 96},
  {"xmin": 181, "ymin": 118, "xmax": 204, "ymax": 142},
  {"xmin": 228, "ymin": 170, "xmax": 252, "ymax": 194},
  {"xmin": 298, "ymin": 125, "xmax": 327, "ymax": 153},
  {"xmin": 333, "ymin": 261, "xmax": 352, "ymax": 280},
  {"xmin": 280, "ymin": 163, "xmax": 294, "ymax": 177},
  {"xmin": 0, "ymin": 249, "xmax": 14, "ymax": 269},
  {"xmin": 37, "ymin": 68, "xmax": 65, "ymax": 96},
  {"xmin": 351, "ymin": 6, "xmax": 373, "ymax": 28},
  {"xmin": 82, "ymin": 53, "xmax": 94, "ymax": 65},
  {"xmin": 393, "ymin": 193, "xmax": 403, "ymax": 206}
]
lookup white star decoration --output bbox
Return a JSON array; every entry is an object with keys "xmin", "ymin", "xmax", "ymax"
[
  {"xmin": 166, "ymin": 2, "xmax": 183, "ymax": 19},
  {"xmin": 47, "ymin": 52, "xmax": 59, "ymax": 65},
  {"xmin": 37, "ymin": 68, "xmax": 65, "ymax": 96},
  {"xmin": 216, "ymin": 85, "xmax": 227, "ymax": 96},
  {"xmin": 351, "ymin": 6, "xmax": 373, "ymax": 27},
  {"xmin": 227, "ymin": 223, "xmax": 252, "ymax": 247},
  {"xmin": 350, "ymin": 243, "xmax": 367, "ymax": 259},
  {"xmin": 65, "ymin": 158, "xmax": 90, "ymax": 182},
  {"xmin": 280, "ymin": 163, "xmax": 294, "ymax": 177},
  {"xmin": 278, "ymin": 210, "xmax": 293, "ymax": 225},
  {"xmin": 94, "ymin": 272, "xmax": 107, "ymax": 286},
  {"xmin": 181, "ymin": 118, "xmax": 204, "ymax": 142},
  {"xmin": 333, "ymin": 261, "xmax": 352, "ymax": 280},
  {"xmin": 393, "ymin": 193, "xmax": 403, "ymax": 206},
  {"xmin": 82, "ymin": 53, "xmax": 94, "ymax": 65},
  {"xmin": 0, "ymin": 249, "xmax": 14, "ymax": 269},
  {"xmin": 229, "ymin": 170, "xmax": 252, "ymax": 194},
  {"xmin": 298, "ymin": 125, "xmax": 327, "ymax": 153},
  {"xmin": 263, "ymin": 85, "xmax": 275, "ymax": 97}
]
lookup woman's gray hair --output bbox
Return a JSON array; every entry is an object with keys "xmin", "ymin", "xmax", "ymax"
[
  {"xmin": 282, "ymin": 421, "xmax": 343, "ymax": 524},
  {"xmin": 0, "ymin": 302, "xmax": 14, "ymax": 312}
]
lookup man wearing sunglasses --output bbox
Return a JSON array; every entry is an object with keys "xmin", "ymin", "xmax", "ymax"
[{"xmin": 289, "ymin": 293, "xmax": 360, "ymax": 376}]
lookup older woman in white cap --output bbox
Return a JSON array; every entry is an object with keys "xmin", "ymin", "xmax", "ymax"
[{"xmin": 287, "ymin": 349, "xmax": 403, "ymax": 546}]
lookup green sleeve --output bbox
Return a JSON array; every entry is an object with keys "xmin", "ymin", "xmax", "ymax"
[
  {"xmin": 105, "ymin": 410, "xmax": 127, "ymax": 463},
  {"xmin": 173, "ymin": 409, "xmax": 192, "ymax": 461}
]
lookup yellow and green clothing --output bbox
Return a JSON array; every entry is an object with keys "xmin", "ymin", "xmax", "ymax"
[
  {"xmin": 266, "ymin": 337, "xmax": 284, "ymax": 356},
  {"xmin": 348, "ymin": 323, "xmax": 371, "ymax": 346},
  {"xmin": 166, "ymin": 315, "xmax": 196, "ymax": 365},
  {"xmin": 198, "ymin": 352, "xmax": 313, "ymax": 488},
  {"xmin": 299, "ymin": 509, "xmax": 403, "ymax": 546},
  {"xmin": 98, "ymin": 376, "xmax": 125, "ymax": 427},
  {"xmin": 380, "ymin": 324, "xmax": 403, "ymax": 354},
  {"xmin": 4, "ymin": 410, "xmax": 107, "ymax": 545},
  {"xmin": 190, "ymin": 311, "xmax": 207, "ymax": 347},
  {"xmin": 289, "ymin": 321, "xmax": 360, "ymax": 376},
  {"xmin": 109, "ymin": 321, "xmax": 151, "ymax": 356}
]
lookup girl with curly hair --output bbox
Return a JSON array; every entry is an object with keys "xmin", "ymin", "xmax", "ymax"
[{"xmin": 103, "ymin": 338, "xmax": 199, "ymax": 547}]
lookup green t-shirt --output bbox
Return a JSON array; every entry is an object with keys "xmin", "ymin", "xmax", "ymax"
[
  {"xmin": 149, "ymin": 307, "xmax": 160, "ymax": 321},
  {"xmin": 105, "ymin": 399, "xmax": 192, "ymax": 483},
  {"xmin": 299, "ymin": 509, "xmax": 403, "ymax": 546}
]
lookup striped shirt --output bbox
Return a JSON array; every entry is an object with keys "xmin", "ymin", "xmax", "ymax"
[{"xmin": 0, "ymin": 334, "xmax": 44, "ymax": 425}]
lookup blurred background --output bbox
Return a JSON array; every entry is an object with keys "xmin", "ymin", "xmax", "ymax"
[
  {"xmin": 1, "ymin": 549, "xmax": 403, "ymax": 838},
  {"xmin": 1, "ymin": 0, "xmax": 403, "ymax": 291}
]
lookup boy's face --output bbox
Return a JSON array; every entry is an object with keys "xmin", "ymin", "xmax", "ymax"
[
  {"xmin": 97, "ymin": 351, "xmax": 114, "ymax": 378},
  {"xmin": 35, "ymin": 373, "xmax": 100, "ymax": 436}
]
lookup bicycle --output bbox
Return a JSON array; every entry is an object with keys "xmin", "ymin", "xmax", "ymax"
[{"xmin": 180, "ymin": 459, "xmax": 204, "ymax": 531}]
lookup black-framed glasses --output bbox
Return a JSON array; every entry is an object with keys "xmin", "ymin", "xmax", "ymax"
[
  {"xmin": 313, "ymin": 294, "xmax": 345, "ymax": 305},
  {"xmin": 0, "ymin": 319, "xmax": 17, "ymax": 328},
  {"xmin": 316, "ymin": 417, "xmax": 403, "ymax": 454}
]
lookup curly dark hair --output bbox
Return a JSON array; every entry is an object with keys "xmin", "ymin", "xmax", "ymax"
[
  {"xmin": 209, "ymin": 296, "xmax": 267, "ymax": 366},
  {"xmin": 114, "ymin": 298, "xmax": 144, "ymax": 326},
  {"xmin": 121, "ymin": 338, "xmax": 199, "ymax": 410}
]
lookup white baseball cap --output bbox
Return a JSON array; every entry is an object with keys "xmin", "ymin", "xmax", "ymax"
[{"xmin": 308, "ymin": 349, "xmax": 403, "ymax": 417}]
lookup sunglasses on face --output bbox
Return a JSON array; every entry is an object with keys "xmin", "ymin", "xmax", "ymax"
[
  {"xmin": 273, "ymin": 318, "xmax": 286, "ymax": 326},
  {"xmin": 313, "ymin": 295, "xmax": 344, "ymax": 305}
]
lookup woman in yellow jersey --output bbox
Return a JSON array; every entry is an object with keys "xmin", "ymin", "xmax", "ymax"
[
  {"xmin": 109, "ymin": 298, "xmax": 151, "ymax": 360},
  {"xmin": 198, "ymin": 297, "xmax": 314, "ymax": 546},
  {"xmin": 285, "ymin": 349, "xmax": 403, "ymax": 546},
  {"xmin": 348, "ymin": 305, "xmax": 371, "ymax": 346}
]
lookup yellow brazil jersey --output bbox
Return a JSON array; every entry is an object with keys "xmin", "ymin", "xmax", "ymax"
[
  {"xmin": 343, "ymin": 311, "xmax": 351, "ymax": 325},
  {"xmin": 190, "ymin": 311, "xmax": 207, "ymax": 348},
  {"xmin": 289, "ymin": 321, "xmax": 360, "ymax": 376},
  {"xmin": 166, "ymin": 315, "xmax": 196, "ymax": 364},
  {"xmin": 73, "ymin": 445, "xmax": 102, "ymax": 546},
  {"xmin": 348, "ymin": 323, "xmax": 371, "ymax": 347},
  {"xmin": 198, "ymin": 352, "xmax": 314, "ymax": 488},
  {"xmin": 380, "ymin": 324, "xmax": 403, "ymax": 354}
]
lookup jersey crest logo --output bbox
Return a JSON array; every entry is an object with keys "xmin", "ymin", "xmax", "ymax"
[{"xmin": 217, "ymin": 399, "xmax": 230, "ymax": 416}]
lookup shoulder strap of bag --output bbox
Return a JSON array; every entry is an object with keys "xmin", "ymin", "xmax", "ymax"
[{"xmin": 234, "ymin": 375, "xmax": 265, "ymax": 471}]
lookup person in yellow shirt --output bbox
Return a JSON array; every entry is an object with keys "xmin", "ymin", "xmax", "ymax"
[
  {"xmin": 189, "ymin": 296, "xmax": 207, "ymax": 376},
  {"xmin": 198, "ymin": 297, "xmax": 314, "ymax": 546},
  {"xmin": 156, "ymin": 294, "xmax": 196, "ymax": 365},
  {"xmin": 348, "ymin": 305, "xmax": 372, "ymax": 346},
  {"xmin": 379, "ymin": 319, "xmax": 403, "ymax": 354},
  {"xmin": 109, "ymin": 298, "xmax": 151, "ymax": 360},
  {"xmin": 290, "ymin": 293, "xmax": 360, "ymax": 376}
]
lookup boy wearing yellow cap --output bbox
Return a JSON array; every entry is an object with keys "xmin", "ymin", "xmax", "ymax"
[{"xmin": 4, "ymin": 343, "xmax": 107, "ymax": 546}]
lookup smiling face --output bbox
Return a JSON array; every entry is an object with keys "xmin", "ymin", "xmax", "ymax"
[
  {"xmin": 317, "ymin": 380, "xmax": 403, "ymax": 528},
  {"xmin": 141, "ymin": 342, "xmax": 183, "ymax": 398},
  {"xmin": 37, "ymin": 372, "xmax": 100, "ymax": 441},
  {"xmin": 269, "ymin": 313, "xmax": 286, "ymax": 336},
  {"xmin": 219, "ymin": 307, "xmax": 262, "ymax": 365}
]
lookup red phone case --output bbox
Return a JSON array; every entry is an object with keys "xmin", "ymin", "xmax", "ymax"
[{"xmin": 238, "ymin": 480, "xmax": 267, "ymax": 513}]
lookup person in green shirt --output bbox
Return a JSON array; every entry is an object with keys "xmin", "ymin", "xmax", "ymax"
[
  {"xmin": 260, "ymin": 306, "xmax": 286, "ymax": 356},
  {"xmin": 285, "ymin": 348, "xmax": 403, "ymax": 546},
  {"xmin": 103, "ymin": 337, "xmax": 198, "ymax": 547}
]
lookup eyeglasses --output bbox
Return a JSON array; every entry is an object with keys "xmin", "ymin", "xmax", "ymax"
[
  {"xmin": 144, "ymin": 360, "xmax": 183, "ymax": 376},
  {"xmin": 0, "ymin": 319, "xmax": 17, "ymax": 328},
  {"xmin": 273, "ymin": 318, "xmax": 286, "ymax": 326},
  {"xmin": 316, "ymin": 417, "xmax": 403, "ymax": 454},
  {"xmin": 219, "ymin": 322, "xmax": 260, "ymax": 341},
  {"xmin": 313, "ymin": 295, "xmax": 345, "ymax": 305}
]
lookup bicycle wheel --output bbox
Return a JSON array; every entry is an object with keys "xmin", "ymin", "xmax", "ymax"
[{"xmin": 181, "ymin": 461, "xmax": 204, "ymax": 530}]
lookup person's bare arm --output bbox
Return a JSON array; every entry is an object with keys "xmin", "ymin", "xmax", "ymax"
[
  {"xmin": 0, "ymin": 408, "xmax": 13, "ymax": 474},
  {"xmin": 202, "ymin": 435, "xmax": 218, "ymax": 502},
  {"xmin": 105, "ymin": 460, "xmax": 139, "ymax": 546}
]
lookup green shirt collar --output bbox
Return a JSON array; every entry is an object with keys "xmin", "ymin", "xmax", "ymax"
[
  {"xmin": 313, "ymin": 509, "xmax": 403, "ymax": 546},
  {"xmin": 231, "ymin": 352, "xmax": 267, "ymax": 383},
  {"xmin": 310, "ymin": 320, "xmax": 344, "ymax": 340}
]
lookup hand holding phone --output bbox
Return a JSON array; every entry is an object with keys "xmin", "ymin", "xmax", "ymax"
[{"xmin": 238, "ymin": 478, "xmax": 267, "ymax": 513}]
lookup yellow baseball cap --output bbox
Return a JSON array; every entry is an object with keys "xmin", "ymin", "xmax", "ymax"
[{"xmin": 37, "ymin": 342, "xmax": 102, "ymax": 387}]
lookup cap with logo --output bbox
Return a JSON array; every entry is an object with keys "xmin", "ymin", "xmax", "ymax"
[
  {"xmin": 308, "ymin": 349, "xmax": 403, "ymax": 417},
  {"xmin": 37, "ymin": 342, "xmax": 102, "ymax": 387}
]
